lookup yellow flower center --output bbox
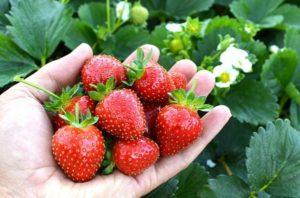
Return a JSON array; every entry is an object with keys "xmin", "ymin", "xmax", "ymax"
[{"xmin": 220, "ymin": 72, "xmax": 230, "ymax": 83}]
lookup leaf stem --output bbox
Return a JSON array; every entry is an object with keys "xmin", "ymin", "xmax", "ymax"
[
  {"xmin": 279, "ymin": 94, "xmax": 289, "ymax": 114},
  {"xmin": 218, "ymin": 156, "xmax": 233, "ymax": 176},
  {"xmin": 285, "ymin": 82, "xmax": 300, "ymax": 105},
  {"xmin": 41, "ymin": 56, "xmax": 46, "ymax": 67},
  {"xmin": 106, "ymin": 0, "xmax": 111, "ymax": 33},
  {"xmin": 13, "ymin": 76, "xmax": 59, "ymax": 99}
]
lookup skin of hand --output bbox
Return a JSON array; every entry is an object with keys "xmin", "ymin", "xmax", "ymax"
[{"xmin": 0, "ymin": 44, "xmax": 231, "ymax": 198}]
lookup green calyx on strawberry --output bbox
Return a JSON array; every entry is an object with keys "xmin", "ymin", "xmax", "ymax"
[
  {"xmin": 44, "ymin": 84, "xmax": 81, "ymax": 113},
  {"xmin": 59, "ymin": 104, "xmax": 98, "ymax": 129},
  {"xmin": 123, "ymin": 48, "xmax": 153, "ymax": 86},
  {"xmin": 88, "ymin": 77, "xmax": 115, "ymax": 102},
  {"xmin": 168, "ymin": 81, "xmax": 213, "ymax": 112}
]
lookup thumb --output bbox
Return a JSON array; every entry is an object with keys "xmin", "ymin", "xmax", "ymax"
[{"xmin": 14, "ymin": 43, "xmax": 93, "ymax": 102}]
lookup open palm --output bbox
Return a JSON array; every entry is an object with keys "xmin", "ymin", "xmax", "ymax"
[{"xmin": 0, "ymin": 44, "xmax": 231, "ymax": 197}]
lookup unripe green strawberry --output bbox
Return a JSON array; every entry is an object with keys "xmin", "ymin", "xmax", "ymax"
[
  {"xmin": 130, "ymin": 4, "xmax": 149, "ymax": 25},
  {"xmin": 169, "ymin": 38, "xmax": 184, "ymax": 54}
]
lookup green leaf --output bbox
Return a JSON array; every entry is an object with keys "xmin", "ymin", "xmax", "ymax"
[
  {"xmin": 63, "ymin": 19, "xmax": 97, "ymax": 50},
  {"xmin": 215, "ymin": 118, "xmax": 254, "ymax": 157},
  {"xmin": 204, "ymin": 17, "xmax": 252, "ymax": 41},
  {"xmin": 194, "ymin": 16, "xmax": 253, "ymax": 64},
  {"xmin": 0, "ymin": 33, "xmax": 36, "ymax": 87},
  {"xmin": 207, "ymin": 175, "xmax": 250, "ymax": 198},
  {"xmin": 272, "ymin": 4, "xmax": 300, "ymax": 29},
  {"xmin": 145, "ymin": 178, "xmax": 178, "ymax": 198},
  {"xmin": 165, "ymin": 0, "xmax": 214, "ymax": 18},
  {"xmin": 149, "ymin": 24, "xmax": 168, "ymax": 49},
  {"xmin": 102, "ymin": 26, "xmax": 150, "ymax": 60},
  {"xmin": 221, "ymin": 80, "xmax": 279, "ymax": 125},
  {"xmin": 284, "ymin": 28, "xmax": 300, "ymax": 88},
  {"xmin": 246, "ymin": 119, "xmax": 300, "ymax": 197},
  {"xmin": 9, "ymin": 0, "xmax": 19, "ymax": 7},
  {"xmin": 215, "ymin": 0, "xmax": 234, "ymax": 6},
  {"xmin": 7, "ymin": 0, "xmax": 73, "ymax": 60},
  {"xmin": 141, "ymin": 0, "xmax": 213, "ymax": 19},
  {"xmin": 261, "ymin": 49, "xmax": 298, "ymax": 90},
  {"xmin": 230, "ymin": 0, "xmax": 284, "ymax": 28},
  {"xmin": 239, "ymin": 40, "xmax": 268, "ymax": 73},
  {"xmin": 78, "ymin": 2, "xmax": 110, "ymax": 29},
  {"xmin": 67, "ymin": 0, "xmax": 99, "ymax": 11},
  {"xmin": 0, "ymin": 0, "xmax": 9, "ymax": 32},
  {"xmin": 290, "ymin": 101, "xmax": 300, "ymax": 131},
  {"xmin": 175, "ymin": 163, "xmax": 209, "ymax": 197}
]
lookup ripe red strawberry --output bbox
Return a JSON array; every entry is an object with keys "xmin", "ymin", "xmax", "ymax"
[
  {"xmin": 156, "ymin": 87, "xmax": 212, "ymax": 156},
  {"xmin": 125, "ymin": 48, "xmax": 174, "ymax": 103},
  {"xmin": 143, "ymin": 103, "xmax": 160, "ymax": 139},
  {"xmin": 113, "ymin": 137, "xmax": 159, "ymax": 175},
  {"xmin": 52, "ymin": 95, "xmax": 95, "ymax": 129},
  {"xmin": 13, "ymin": 77, "xmax": 95, "ymax": 129},
  {"xmin": 90, "ymin": 78, "xmax": 146, "ymax": 139},
  {"xmin": 81, "ymin": 54, "xmax": 127, "ymax": 92},
  {"xmin": 52, "ymin": 111, "xmax": 105, "ymax": 182},
  {"xmin": 170, "ymin": 72, "xmax": 187, "ymax": 90}
]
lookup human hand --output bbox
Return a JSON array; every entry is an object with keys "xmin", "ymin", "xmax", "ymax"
[{"xmin": 0, "ymin": 44, "xmax": 231, "ymax": 197}]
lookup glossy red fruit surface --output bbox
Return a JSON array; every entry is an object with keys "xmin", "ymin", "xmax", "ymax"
[
  {"xmin": 52, "ymin": 125, "xmax": 105, "ymax": 182},
  {"xmin": 95, "ymin": 89, "xmax": 146, "ymax": 139},
  {"xmin": 156, "ymin": 104, "xmax": 202, "ymax": 156},
  {"xmin": 113, "ymin": 137, "xmax": 159, "ymax": 175},
  {"xmin": 133, "ymin": 62, "xmax": 174, "ymax": 103},
  {"xmin": 81, "ymin": 55, "xmax": 127, "ymax": 91},
  {"xmin": 170, "ymin": 72, "xmax": 187, "ymax": 90}
]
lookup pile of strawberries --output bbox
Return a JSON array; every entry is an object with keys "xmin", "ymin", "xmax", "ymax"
[{"xmin": 17, "ymin": 48, "xmax": 211, "ymax": 182}]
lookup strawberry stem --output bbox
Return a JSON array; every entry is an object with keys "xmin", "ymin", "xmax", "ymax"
[
  {"xmin": 124, "ymin": 48, "xmax": 153, "ymax": 86},
  {"xmin": 189, "ymin": 79, "xmax": 198, "ymax": 93},
  {"xmin": 14, "ymin": 76, "xmax": 59, "ymax": 99}
]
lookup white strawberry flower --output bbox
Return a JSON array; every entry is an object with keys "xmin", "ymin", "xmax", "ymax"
[
  {"xmin": 220, "ymin": 46, "xmax": 253, "ymax": 73},
  {"xmin": 116, "ymin": 1, "xmax": 131, "ymax": 22},
  {"xmin": 165, "ymin": 23, "xmax": 185, "ymax": 32},
  {"xmin": 213, "ymin": 64, "xmax": 239, "ymax": 88},
  {"xmin": 269, "ymin": 45, "xmax": 280, "ymax": 54}
]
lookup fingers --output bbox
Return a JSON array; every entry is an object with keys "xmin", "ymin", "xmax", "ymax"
[
  {"xmin": 169, "ymin": 59, "xmax": 197, "ymax": 81},
  {"xmin": 14, "ymin": 43, "xmax": 93, "ymax": 102},
  {"xmin": 169, "ymin": 59, "xmax": 215, "ymax": 97},
  {"xmin": 187, "ymin": 70, "xmax": 215, "ymax": 97},
  {"xmin": 123, "ymin": 44, "xmax": 160, "ymax": 65},
  {"xmin": 138, "ymin": 105, "xmax": 231, "ymax": 194}
]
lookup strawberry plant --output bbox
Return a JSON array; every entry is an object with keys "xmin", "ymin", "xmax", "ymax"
[{"xmin": 1, "ymin": 0, "xmax": 300, "ymax": 197}]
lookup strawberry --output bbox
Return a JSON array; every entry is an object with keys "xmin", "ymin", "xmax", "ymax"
[
  {"xmin": 113, "ymin": 137, "xmax": 159, "ymax": 176},
  {"xmin": 13, "ymin": 77, "xmax": 95, "ymax": 129},
  {"xmin": 156, "ymin": 84, "xmax": 212, "ymax": 156},
  {"xmin": 125, "ymin": 48, "xmax": 174, "ymax": 103},
  {"xmin": 52, "ymin": 110, "xmax": 105, "ymax": 182},
  {"xmin": 143, "ymin": 103, "xmax": 160, "ymax": 139},
  {"xmin": 52, "ymin": 95, "xmax": 95, "ymax": 129},
  {"xmin": 170, "ymin": 72, "xmax": 187, "ymax": 90},
  {"xmin": 81, "ymin": 54, "xmax": 127, "ymax": 92},
  {"xmin": 90, "ymin": 78, "xmax": 146, "ymax": 139}
]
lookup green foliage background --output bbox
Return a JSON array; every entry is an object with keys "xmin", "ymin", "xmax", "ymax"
[{"xmin": 1, "ymin": 0, "xmax": 300, "ymax": 197}]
